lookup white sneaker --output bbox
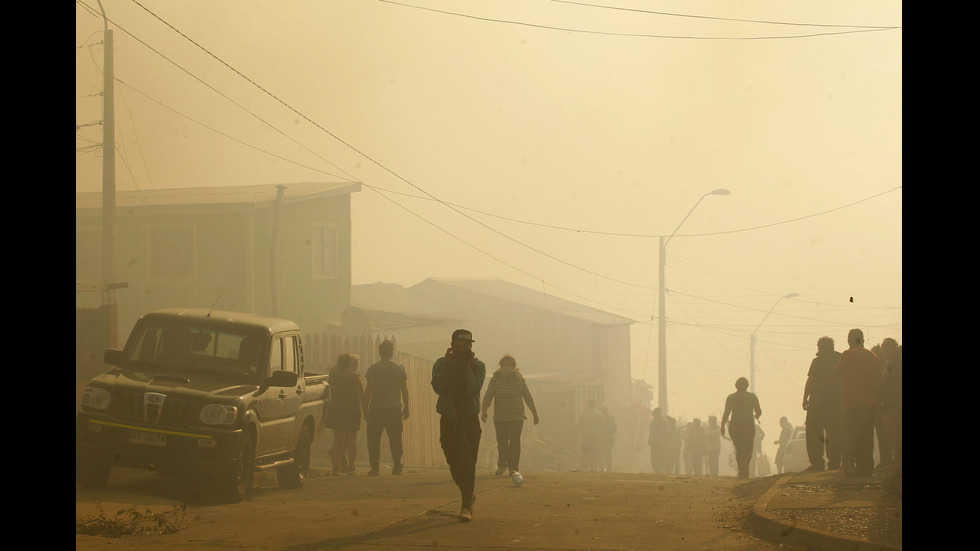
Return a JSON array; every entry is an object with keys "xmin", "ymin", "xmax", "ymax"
[{"xmin": 459, "ymin": 507, "xmax": 472, "ymax": 521}]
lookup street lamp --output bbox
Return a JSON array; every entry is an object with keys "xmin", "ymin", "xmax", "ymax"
[
  {"xmin": 749, "ymin": 292, "xmax": 799, "ymax": 392},
  {"xmin": 657, "ymin": 188, "xmax": 730, "ymax": 414}
]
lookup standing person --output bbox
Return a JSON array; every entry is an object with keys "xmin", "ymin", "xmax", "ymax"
[
  {"xmin": 599, "ymin": 404, "xmax": 617, "ymax": 472},
  {"xmin": 665, "ymin": 416, "xmax": 682, "ymax": 474},
  {"xmin": 835, "ymin": 328, "xmax": 881, "ymax": 478},
  {"xmin": 578, "ymin": 400, "xmax": 604, "ymax": 471},
  {"xmin": 704, "ymin": 415, "xmax": 722, "ymax": 476},
  {"xmin": 326, "ymin": 353, "xmax": 367, "ymax": 475},
  {"xmin": 750, "ymin": 420, "xmax": 766, "ymax": 477},
  {"xmin": 773, "ymin": 416, "xmax": 793, "ymax": 474},
  {"xmin": 686, "ymin": 418, "xmax": 707, "ymax": 475},
  {"xmin": 364, "ymin": 339, "xmax": 410, "ymax": 476},
  {"xmin": 648, "ymin": 407, "xmax": 669, "ymax": 473},
  {"xmin": 431, "ymin": 329, "xmax": 486, "ymax": 522},
  {"xmin": 480, "ymin": 354, "xmax": 540, "ymax": 477},
  {"xmin": 721, "ymin": 377, "xmax": 762, "ymax": 480},
  {"xmin": 801, "ymin": 336, "xmax": 845, "ymax": 472},
  {"xmin": 870, "ymin": 343, "xmax": 893, "ymax": 471},
  {"xmin": 878, "ymin": 338, "xmax": 902, "ymax": 471}
]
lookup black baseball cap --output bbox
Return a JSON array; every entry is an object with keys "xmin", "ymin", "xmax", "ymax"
[{"xmin": 452, "ymin": 329, "xmax": 475, "ymax": 342}]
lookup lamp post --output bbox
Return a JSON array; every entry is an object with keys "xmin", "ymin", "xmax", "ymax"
[
  {"xmin": 657, "ymin": 188, "xmax": 730, "ymax": 414},
  {"xmin": 749, "ymin": 292, "xmax": 799, "ymax": 392}
]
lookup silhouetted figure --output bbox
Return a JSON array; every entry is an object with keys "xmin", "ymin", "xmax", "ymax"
[
  {"xmin": 431, "ymin": 329, "xmax": 486, "ymax": 521},
  {"xmin": 648, "ymin": 407, "xmax": 670, "ymax": 473},
  {"xmin": 686, "ymin": 418, "xmax": 707, "ymax": 475},
  {"xmin": 750, "ymin": 420, "xmax": 767, "ymax": 477},
  {"xmin": 599, "ymin": 404, "xmax": 617, "ymax": 472},
  {"xmin": 801, "ymin": 336, "xmax": 844, "ymax": 472},
  {"xmin": 835, "ymin": 328, "xmax": 881, "ymax": 478},
  {"xmin": 578, "ymin": 399, "xmax": 604, "ymax": 472},
  {"xmin": 878, "ymin": 338, "xmax": 902, "ymax": 472},
  {"xmin": 327, "ymin": 353, "xmax": 367, "ymax": 475},
  {"xmin": 364, "ymin": 340, "xmax": 410, "ymax": 476},
  {"xmin": 774, "ymin": 416, "xmax": 793, "ymax": 474},
  {"xmin": 481, "ymin": 354, "xmax": 539, "ymax": 476},
  {"xmin": 704, "ymin": 415, "xmax": 722, "ymax": 476},
  {"xmin": 666, "ymin": 416, "xmax": 682, "ymax": 474},
  {"xmin": 721, "ymin": 377, "xmax": 762, "ymax": 480}
]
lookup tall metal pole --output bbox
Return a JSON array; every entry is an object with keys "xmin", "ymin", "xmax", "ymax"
[
  {"xmin": 657, "ymin": 236, "xmax": 667, "ymax": 413},
  {"xmin": 656, "ymin": 189, "xmax": 730, "ymax": 415},
  {"xmin": 98, "ymin": 0, "xmax": 117, "ymax": 347},
  {"xmin": 749, "ymin": 292, "xmax": 798, "ymax": 392}
]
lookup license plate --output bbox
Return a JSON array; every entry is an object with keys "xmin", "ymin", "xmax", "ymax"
[{"xmin": 130, "ymin": 430, "xmax": 167, "ymax": 447}]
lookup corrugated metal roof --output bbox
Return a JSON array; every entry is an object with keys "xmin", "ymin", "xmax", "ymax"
[
  {"xmin": 75, "ymin": 181, "xmax": 361, "ymax": 210},
  {"xmin": 412, "ymin": 277, "xmax": 638, "ymax": 326}
]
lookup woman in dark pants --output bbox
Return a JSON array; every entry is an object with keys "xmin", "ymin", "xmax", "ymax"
[{"xmin": 720, "ymin": 377, "xmax": 762, "ymax": 479}]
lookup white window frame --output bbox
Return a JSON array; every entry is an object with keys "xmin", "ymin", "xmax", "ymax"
[
  {"xmin": 75, "ymin": 227, "xmax": 101, "ymax": 282},
  {"xmin": 311, "ymin": 223, "xmax": 338, "ymax": 280},
  {"xmin": 146, "ymin": 223, "xmax": 197, "ymax": 282}
]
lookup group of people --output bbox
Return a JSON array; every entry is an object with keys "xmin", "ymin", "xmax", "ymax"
[
  {"xmin": 646, "ymin": 327, "xmax": 901, "ymax": 481},
  {"xmin": 323, "ymin": 339, "xmax": 410, "ymax": 476},
  {"xmin": 577, "ymin": 400, "xmax": 617, "ymax": 472},
  {"xmin": 321, "ymin": 325, "xmax": 901, "ymax": 522},
  {"xmin": 324, "ymin": 328, "xmax": 540, "ymax": 522},
  {"xmin": 648, "ymin": 409, "xmax": 727, "ymax": 476},
  {"xmin": 801, "ymin": 328, "xmax": 902, "ymax": 477}
]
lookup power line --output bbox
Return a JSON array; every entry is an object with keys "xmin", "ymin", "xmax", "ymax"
[{"xmin": 380, "ymin": 0, "xmax": 900, "ymax": 40}]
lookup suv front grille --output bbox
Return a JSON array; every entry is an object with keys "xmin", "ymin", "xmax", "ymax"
[{"xmin": 110, "ymin": 389, "xmax": 196, "ymax": 426}]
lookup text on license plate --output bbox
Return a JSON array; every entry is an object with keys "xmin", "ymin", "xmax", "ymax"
[{"xmin": 130, "ymin": 430, "xmax": 167, "ymax": 447}]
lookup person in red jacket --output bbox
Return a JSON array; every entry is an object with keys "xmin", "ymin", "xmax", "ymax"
[{"xmin": 835, "ymin": 328, "xmax": 881, "ymax": 477}]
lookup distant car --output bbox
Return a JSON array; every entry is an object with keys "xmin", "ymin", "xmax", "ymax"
[{"xmin": 781, "ymin": 425, "xmax": 809, "ymax": 472}]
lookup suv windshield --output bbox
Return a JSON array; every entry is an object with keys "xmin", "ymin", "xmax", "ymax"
[{"xmin": 123, "ymin": 322, "xmax": 267, "ymax": 379}]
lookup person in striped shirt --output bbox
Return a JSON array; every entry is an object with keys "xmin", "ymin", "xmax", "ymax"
[{"xmin": 481, "ymin": 354, "xmax": 540, "ymax": 477}]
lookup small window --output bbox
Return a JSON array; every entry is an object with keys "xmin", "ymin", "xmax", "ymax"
[
  {"xmin": 311, "ymin": 223, "xmax": 337, "ymax": 279},
  {"xmin": 147, "ymin": 224, "xmax": 196, "ymax": 281},
  {"xmin": 283, "ymin": 335, "xmax": 298, "ymax": 374},
  {"xmin": 75, "ymin": 227, "xmax": 101, "ymax": 281}
]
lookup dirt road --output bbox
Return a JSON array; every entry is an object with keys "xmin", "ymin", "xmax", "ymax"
[{"xmin": 76, "ymin": 467, "xmax": 808, "ymax": 550}]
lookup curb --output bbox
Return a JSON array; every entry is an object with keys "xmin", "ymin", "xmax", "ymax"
[{"xmin": 744, "ymin": 475, "xmax": 901, "ymax": 551}]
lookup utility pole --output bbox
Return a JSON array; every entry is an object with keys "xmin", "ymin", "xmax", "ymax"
[
  {"xmin": 656, "ymin": 189, "xmax": 730, "ymax": 415},
  {"xmin": 99, "ymin": 0, "xmax": 118, "ymax": 347}
]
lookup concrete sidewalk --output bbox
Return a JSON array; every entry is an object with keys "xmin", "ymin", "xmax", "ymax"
[{"xmin": 745, "ymin": 467, "xmax": 902, "ymax": 550}]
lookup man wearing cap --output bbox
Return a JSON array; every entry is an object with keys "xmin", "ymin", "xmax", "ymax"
[{"xmin": 431, "ymin": 329, "xmax": 486, "ymax": 521}]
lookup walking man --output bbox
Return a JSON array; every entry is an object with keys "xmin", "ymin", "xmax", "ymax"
[
  {"xmin": 431, "ymin": 329, "xmax": 486, "ymax": 521},
  {"xmin": 365, "ymin": 339, "xmax": 410, "ymax": 476}
]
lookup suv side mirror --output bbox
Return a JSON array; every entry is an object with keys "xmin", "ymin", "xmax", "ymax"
[{"xmin": 267, "ymin": 370, "xmax": 298, "ymax": 387}]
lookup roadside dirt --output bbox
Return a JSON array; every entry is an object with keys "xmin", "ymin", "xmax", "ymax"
[{"xmin": 76, "ymin": 467, "xmax": 808, "ymax": 550}]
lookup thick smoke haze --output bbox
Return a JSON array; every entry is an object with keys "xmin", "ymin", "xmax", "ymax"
[{"xmin": 76, "ymin": 1, "xmax": 902, "ymax": 459}]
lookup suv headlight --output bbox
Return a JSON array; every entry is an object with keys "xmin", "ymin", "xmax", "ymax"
[
  {"xmin": 81, "ymin": 387, "xmax": 110, "ymax": 410},
  {"xmin": 200, "ymin": 404, "xmax": 238, "ymax": 425}
]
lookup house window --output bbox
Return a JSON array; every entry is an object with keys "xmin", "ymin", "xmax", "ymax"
[
  {"xmin": 76, "ymin": 227, "xmax": 101, "ymax": 281},
  {"xmin": 147, "ymin": 224, "xmax": 196, "ymax": 281},
  {"xmin": 311, "ymin": 223, "xmax": 337, "ymax": 279}
]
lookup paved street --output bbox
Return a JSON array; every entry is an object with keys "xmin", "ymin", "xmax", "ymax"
[{"xmin": 76, "ymin": 467, "xmax": 807, "ymax": 550}]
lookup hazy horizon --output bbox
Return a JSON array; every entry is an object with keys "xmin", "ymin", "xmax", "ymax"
[{"xmin": 76, "ymin": 0, "xmax": 902, "ymax": 458}]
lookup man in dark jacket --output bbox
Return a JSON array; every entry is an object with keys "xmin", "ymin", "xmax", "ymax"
[{"xmin": 431, "ymin": 329, "xmax": 486, "ymax": 521}]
